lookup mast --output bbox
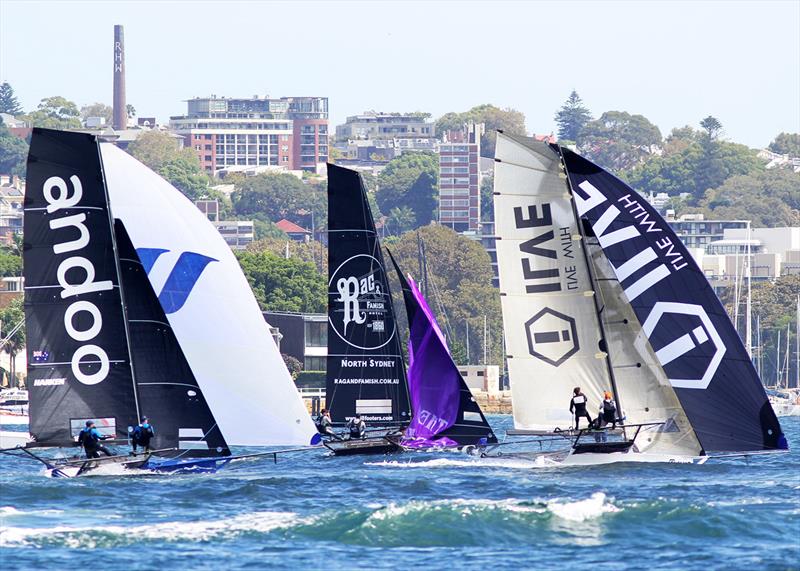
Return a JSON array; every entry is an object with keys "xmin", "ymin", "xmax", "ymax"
[
  {"xmin": 558, "ymin": 149, "xmax": 625, "ymax": 428},
  {"xmin": 97, "ymin": 140, "xmax": 141, "ymax": 423},
  {"xmin": 776, "ymin": 329, "xmax": 781, "ymax": 388},
  {"xmin": 745, "ymin": 222, "xmax": 752, "ymax": 357}
]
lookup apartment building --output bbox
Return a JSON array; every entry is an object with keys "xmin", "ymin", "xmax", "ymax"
[
  {"xmin": 335, "ymin": 111, "xmax": 435, "ymax": 141},
  {"xmin": 170, "ymin": 96, "xmax": 328, "ymax": 173},
  {"xmin": 439, "ymin": 123, "xmax": 484, "ymax": 232}
]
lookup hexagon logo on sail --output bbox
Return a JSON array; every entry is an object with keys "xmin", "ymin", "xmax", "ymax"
[
  {"xmin": 525, "ymin": 307, "xmax": 579, "ymax": 367},
  {"xmin": 641, "ymin": 302, "xmax": 726, "ymax": 390}
]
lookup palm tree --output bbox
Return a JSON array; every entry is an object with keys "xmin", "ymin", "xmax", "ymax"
[{"xmin": 388, "ymin": 206, "xmax": 415, "ymax": 236}]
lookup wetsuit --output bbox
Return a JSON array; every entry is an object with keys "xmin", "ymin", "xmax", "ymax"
[
  {"xmin": 131, "ymin": 422, "xmax": 155, "ymax": 453},
  {"xmin": 569, "ymin": 394, "xmax": 593, "ymax": 430},
  {"xmin": 347, "ymin": 418, "xmax": 366, "ymax": 440},
  {"xmin": 317, "ymin": 415, "xmax": 341, "ymax": 441},
  {"xmin": 79, "ymin": 427, "xmax": 113, "ymax": 459}
]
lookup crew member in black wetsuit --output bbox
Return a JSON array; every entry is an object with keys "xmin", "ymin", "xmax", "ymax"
[
  {"xmin": 78, "ymin": 420, "xmax": 114, "ymax": 459},
  {"xmin": 600, "ymin": 392, "xmax": 618, "ymax": 430},
  {"xmin": 346, "ymin": 414, "xmax": 366, "ymax": 440},
  {"xmin": 317, "ymin": 409, "xmax": 341, "ymax": 440},
  {"xmin": 569, "ymin": 387, "xmax": 593, "ymax": 431},
  {"xmin": 131, "ymin": 416, "xmax": 155, "ymax": 454}
]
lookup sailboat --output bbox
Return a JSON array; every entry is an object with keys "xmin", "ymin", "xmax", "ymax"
[
  {"xmin": 323, "ymin": 164, "xmax": 410, "ymax": 455},
  {"xmin": 6, "ymin": 128, "xmax": 319, "ymax": 476},
  {"xmin": 493, "ymin": 132, "xmax": 787, "ymax": 464},
  {"xmin": 387, "ymin": 250, "xmax": 497, "ymax": 449}
]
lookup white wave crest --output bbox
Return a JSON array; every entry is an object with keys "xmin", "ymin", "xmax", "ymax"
[
  {"xmin": 547, "ymin": 492, "xmax": 619, "ymax": 522},
  {"xmin": 0, "ymin": 510, "xmax": 303, "ymax": 547},
  {"xmin": 366, "ymin": 456, "xmax": 557, "ymax": 470}
]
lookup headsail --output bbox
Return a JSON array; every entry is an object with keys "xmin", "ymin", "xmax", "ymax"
[
  {"xmin": 24, "ymin": 129, "xmax": 139, "ymax": 445},
  {"xmin": 114, "ymin": 220, "xmax": 230, "ymax": 457},
  {"xmin": 387, "ymin": 251, "xmax": 496, "ymax": 447},
  {"xmin": 99, "ymin": 143, "xmax": 319, "ymax": 447},
  {"xmin": 493, "ymin": 133, "xmax": 609, "ymax": 431},
  {"xmin": 559, "ymin": 147, "xmax": 785, "ymax": 452},
  {"xmin": 326, "ymin": 164, "xmax": 410, "ymax": 425}
]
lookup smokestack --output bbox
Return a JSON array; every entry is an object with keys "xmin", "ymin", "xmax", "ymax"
[{"xmin": 113, "ymin": 25, "xmax": 126, "ymax": 130}]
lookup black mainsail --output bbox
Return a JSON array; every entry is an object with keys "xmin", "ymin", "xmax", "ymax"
[
  {"xmin": 24, "ymin": 129, "xmax": 139, "ymax": 445},
  {"xmin": 325, "ymin": 164, "xmax": 410, "ymax": 425}
]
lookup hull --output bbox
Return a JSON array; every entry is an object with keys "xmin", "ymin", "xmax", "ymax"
[
  {"xmin": 0, "ymin": 412, "xmax": 29, "ymax": 425},
  {"xmin": 561, "ymin": 449, "xmax": 708, "ymax": 466},
  {"xmin": 324, "ymin": 437, "xmax": 403, "ymax": 457},
  {"xmin": 0, "ymin": 430, "xmax": 31, "ymax": 447}
]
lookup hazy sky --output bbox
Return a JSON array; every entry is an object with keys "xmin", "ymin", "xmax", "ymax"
[{"xmin": 1, "ymin": 0, "xmax": 798, "ymax": 148}]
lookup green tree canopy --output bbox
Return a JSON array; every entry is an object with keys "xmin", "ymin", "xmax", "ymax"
[
  {"xmin": 698, "ymin": 169, "xmax": 800, "ymax": 226},
  {"xmin": 231, "ymin": 172, "xmax": 325, "ymax": 229},
  {"xmin": 0, "ymin": 122, "xmax": 29, "ymax": 176},
  {"xmin": 127, "ymin": 130, "xmax": 188, "ymax": 171},
  {"xmin": 435, "ymin": 104, "xmax": 526, "ymax": 157},
  {"xmin": 80, "ymin": 102, "xmax": 113, "ymax": 124},
  {"xmin": 236, "ymin": 250, "xmax": 326, "ymax": 313},
  {"xmin": 24, "ymin": 96, "xmax": 81, "ymax": 129},
  {"xmin": 376, "ymin": 152, "xmax": 438, "ymax": 228},
  {"xmin": 768, "ymin": 133, "xmax": 800, "ymax": 157},
  {"xmin": 158, "ymin": 154, "xmax": 211, "ymax": 201},
  {"xmin": 0, "ymin": 82, "xmax": 23, "ymax": 115},
  {"xmin": 480, "ymin": 174, "xmax": 494, "ymax": 222},
  {"xmin": 554, "ymin": 90, "xmax": 592, "ymax": 142},
  {"xmin": 0, "ymin": 296, "xmax": 25, "ymax": 385},
  {"xmin": 246, "ymin": 235, "xmax": 326, "ymax": 274},
  {"xmin": 0, "ymin": 249, "xmax": 22, "ymax": 277},
  {"xmin": 579, "ymin": 110, "xmax": 662, "ymax": 171}
]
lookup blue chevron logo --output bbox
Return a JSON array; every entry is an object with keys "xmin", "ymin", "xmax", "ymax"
[{"xmin": 137, "ymin": 248, "xmax": 218, "ymax": 314}]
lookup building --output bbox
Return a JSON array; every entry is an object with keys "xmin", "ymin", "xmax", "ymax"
[
  {"xmin": 439, "ymin": 123, "xmax": 484, "ymax": 232},
  {"xmin": 195, "ymin": 199, "xmax": 220, "ymax": 222},
  {"xmin": 457, "ymin": 365, "xmax": 500, "ymax": 394},
  {"xmin": 263, "ymin": 311, "xmax": 327, "ymax": 372},
  {"xmin": 276, "ymin": 219, "xmax": 312, "ymax": 242},
  {"xmin": 668, "ymin": 214, "xmax": 749, "ymax": 250},
  {"xmin": 212, "ymin": 220, "xmax": 254, "ymax": 250},
  {"xmin": 169, "ymin": 95, "xmax": 328, "ymax": 173},
  {"xmin": 335, "ymin": 112, "xmax": 435, "ymax": 141}
]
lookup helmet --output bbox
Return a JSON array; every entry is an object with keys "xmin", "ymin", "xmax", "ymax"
[{"xmin": 85, "ymin": 420, "xmax": 94, "ymax": 427}]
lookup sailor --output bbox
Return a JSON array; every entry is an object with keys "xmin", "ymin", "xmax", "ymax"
[
  {"xmin": 317, "ymin": 409, "xmax": 341, "ymax": 441},
  {"xmin": 131, "ymin": 416, "xmax": 155, "ymax": 454},
  {"xmin": 569, "ymin": 387, "xmax": 593, "ymax": 431},
  {"xmin": 77, "ymin": 420, "xmax": 114, "ymax": 459},
  {"xmin": 346, "ymin": 414, "xmax": 367, "ymax": 440},
  {"xmin": 601, "ymin": 391, "xmax": 618, "ymax": 429}
]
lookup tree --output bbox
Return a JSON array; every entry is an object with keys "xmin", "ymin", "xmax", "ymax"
[
  {"xmin": 748, "ymin": 275, "xmax": 800, "ymax": 386},
  {"xmin": 236, "ymin": 250, "xmax": 326, "ymax": 313},
  {"xmin": 0, "ymin": 250, "xmax": 21, "ymax": 277},
  {"xmin": 158, "ymin": 154, "xmax": 211, "ymax": 201},
  {"xmin": 126, "ymin": 104, "xmax": 136, "ymax": 118},
  {"xmin": 0, "ymin": 82, "xmax": 23, "ymax": 115},
  {"xmin": 387, "ymin": 206, "xmax": 416, "ymax": 235},
  {"xmin": 253, "ymin": 220, "xmax": 290, "ymax": 241},
  {"xmin": 282, "ymin": 354, "xmax": 303, "ymax": 379},
  {"xmin": 699, "ymin": 169, "xmax": 800, "ymax": 226},
  {"xmin": 246, "ymin": 236, "xmax": 327, "ymax": 274},
  {"xmin": 699, "ymin": 116, "xmax": 723, "ymax": 141},
  {"xmin": 24, "ymin": 96, "xmax": 81, "ymax": 129},
  {"xmin": 231, "ymin": 172, "xmax": 325, "ymax": 229},
  {"xmin": 579, "ymin": 110, "xmax": 662, "ymax": 171},
  {"xmin": 0, "ymin": 297, "xmax": 25, "ymax": 386},
  {"xmin": 769, "ymin": 133, "xmax": 800, "ymax": 157},
  {"xmin": 376, "ymin": 152, "xmax": 438, "ymax": 227},
  {"xmin": 128, "ymin": 130, "xmax": 187, "ymax": 171},
  {"xmin": 80, "ymin": 102, "xmax": 113, "ymax": 124},
  {"xmin": 388, "ymin": 225, "xmax": 502, "ymax": 366},
  {"xmin": 0, "ymin": 123, "xmax": 29, "ymax": 176},
  {"xmin": 435, "ymin": 104, "xmax": 526, "ymax": 157},
  {"xmin": 554, "ymin": 90, "xmax": 592, "ymax": 142},
  {"xmin": 480, "ymin": 174, "xmax": 494, "ymax": 221}
]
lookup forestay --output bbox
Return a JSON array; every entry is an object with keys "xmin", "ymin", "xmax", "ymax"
[
  {"xmin": 326, "ymin": 164, "xmax": 410, "ymax": 425},
  {"xmin": 100, "ymin": 144, "xmax": 318, "ymax": 446},
  {"xmin": 560, "ymin": 148, "xmax": 785, "ymax": 453},
  {"xmin": 493, "ymin": 133, "xmax": 609, "ymax": 430}
]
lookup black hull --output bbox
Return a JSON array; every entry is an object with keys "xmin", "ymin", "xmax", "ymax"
[{"xmin": 323, "ymin": 437, "xmax": 402, "ymax": 457}]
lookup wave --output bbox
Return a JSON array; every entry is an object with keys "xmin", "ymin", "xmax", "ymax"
[{"xmin": 365, "ymin": 455, "xmax": 561, "ymax": 470}]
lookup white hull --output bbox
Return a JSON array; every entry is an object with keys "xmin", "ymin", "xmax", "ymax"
[
  {"xmin": 0, "ymin": 430, "xmax": 31, "ymax": 448},
  {"xmin": 0, "ymin": 413, "xmax": 29, "ymax": 425},
  {"xmin": 560, "ymin": 450, "xmax": 708, "ymax": 466},
  {"xmin": 771, "ymin": 402, "xmax": 800, "ymax": 417}
]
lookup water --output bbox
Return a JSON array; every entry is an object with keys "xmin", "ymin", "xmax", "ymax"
[{"xmin": 1, "ymin": 416, "xmax": 798, "ymax": 570}]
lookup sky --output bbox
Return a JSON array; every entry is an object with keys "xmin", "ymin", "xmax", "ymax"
[{"xmin": 1, "ymin": 0, "xmax": 798, "ymax": 148}]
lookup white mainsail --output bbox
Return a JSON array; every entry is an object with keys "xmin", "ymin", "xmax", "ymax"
[
  {"xmin": 100, "ymin": 144, "xmax": 318, "ymax": 446},
  {"xmin": 494, "ymin": 133, "xmax": 609, "ymax": 430}
]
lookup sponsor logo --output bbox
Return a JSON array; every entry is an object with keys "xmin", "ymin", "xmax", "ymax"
[
  {"xmin": 45, "ymin": 175, "xmax": 114, "ymax": 386},
  {"xmin": 32, "ymin": 350, "xmax": 50, "ymax": 363},
  {"xmin": 33, "ymin": 378, "xmax": 66, "ymax": 387},
  {"xmin": 640, "ymin": 302, "xmax": 726, "ymax": 390},
  {"xmin": 137, "ymin": 248, "xmax": 217, "ymax": 314},
  {"xmin": 329, "ymin": 254, "xmax": 395, "ymax": 350},
  {"xmin": 525, "ymin": 307, "xmax": 579, "ymax": 367},
  {"xmin": 414, "ymin": 409, "xmax": 449, "ymax": 433}
]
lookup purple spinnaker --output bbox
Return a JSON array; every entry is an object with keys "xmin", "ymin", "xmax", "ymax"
[{"xmin": 401, "ymin": 274, "xmax": 460, "ymax": 448}]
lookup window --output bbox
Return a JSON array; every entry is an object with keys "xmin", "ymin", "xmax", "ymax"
[
  {"xmin": 304, "ymin": 356, "xmax": 326, "ymax": 372},
  {"xmin": 305, "ymin": 321, "xmax": 327, "ymax": 347}
]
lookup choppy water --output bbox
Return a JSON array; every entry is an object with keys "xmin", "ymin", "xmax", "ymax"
[{"xmin": 1, "ymin": 416, "xmax": 798, "ymax": 570}]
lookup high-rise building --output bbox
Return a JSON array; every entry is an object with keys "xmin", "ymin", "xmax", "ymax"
[
  {"xmin": 170, "ymin": 96, "xmax": 328, "ymax": 173},
  {"xmin": 335, "ymin": 112, "xmax": 435, "ymax": 141},
  {"xmin": 438, "ymin": 123, "xmax": 484, "ymax": 232}
]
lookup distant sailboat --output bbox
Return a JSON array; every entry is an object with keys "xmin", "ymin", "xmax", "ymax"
[
  {"xmin": 8, "ymin": 129, "xmax": 318, "ymax": 476},
  {"xmin": 492, "ymin": 132, "xmax": 786, "ymax": 464}
]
